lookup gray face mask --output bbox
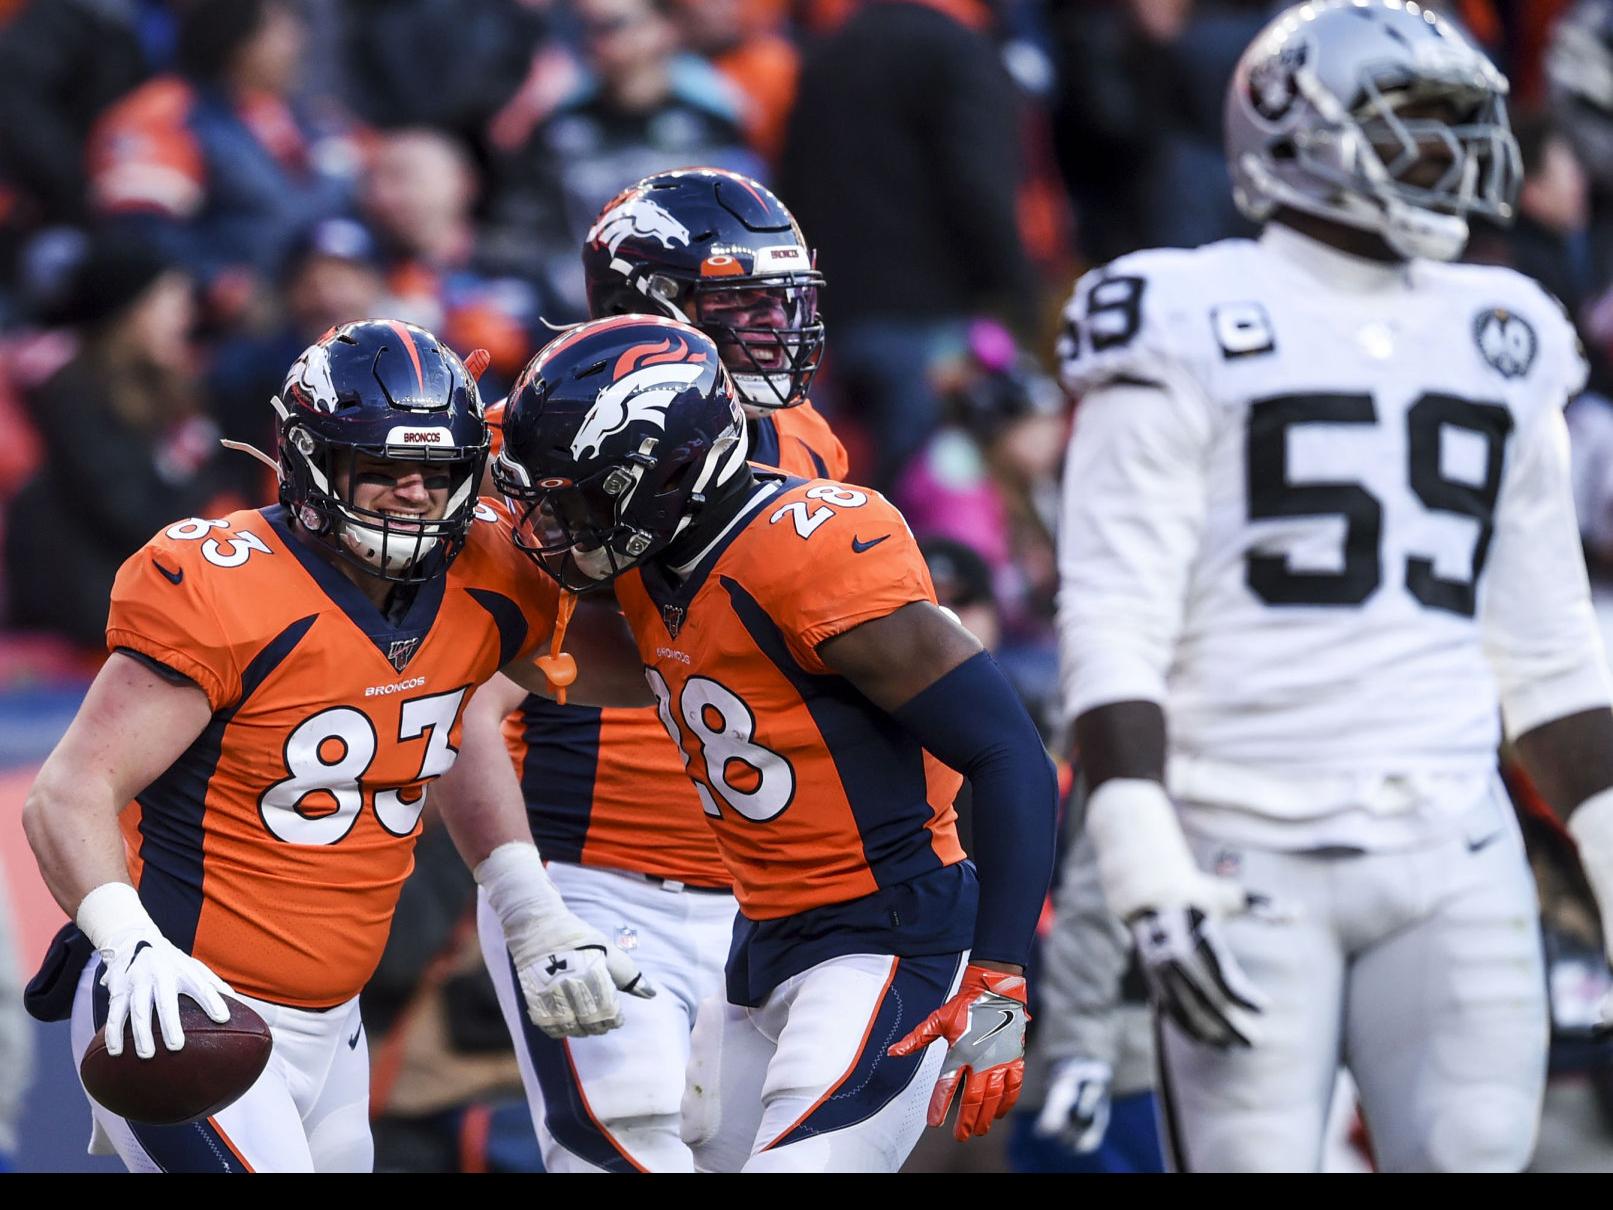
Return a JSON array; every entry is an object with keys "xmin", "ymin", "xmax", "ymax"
[{"xmin": 1226, "ymin": 0, "xmax": 1521, "ymax": 262}]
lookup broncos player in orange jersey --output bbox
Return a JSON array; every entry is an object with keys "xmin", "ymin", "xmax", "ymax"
[
  {"xmin": 21, "ymin": 320, "xmax": 650, "ymax": 1173},
  {"xmin": 464, "ymin": 170, "xmax": 852, "ymax": 1172},
  {"xmin": 478, "ymin": 315, "xmax": 1057, "ymax": 1172}
]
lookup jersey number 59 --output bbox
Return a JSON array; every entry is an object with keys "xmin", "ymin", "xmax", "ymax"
[{"xmin": 1246, "ymin": 391, "xmax": 1511, "ymax": 616}]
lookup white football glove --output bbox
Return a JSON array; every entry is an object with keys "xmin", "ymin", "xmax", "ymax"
[
  {"xmin": 77, "ymin": 882, "xmax": 234, "ymax": 1060},
  {"xmin": 476, "ymin": 843, "xmax": 654, "ymax": 1039},
  {"xmin": 1085, "ymin": 778, "xmax": 1269, "ymax": 1049},
  {"xmin": 1034, "ymin": 1057, "xmax": 1112, "ymax": 1154}
]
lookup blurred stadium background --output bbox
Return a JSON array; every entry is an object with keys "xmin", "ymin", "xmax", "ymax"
[{"xmin": 2, "ymin": 0, "xmax": 1611, "ymax": 1172}]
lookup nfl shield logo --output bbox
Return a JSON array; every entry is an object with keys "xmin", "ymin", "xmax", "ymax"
[
  {"xmin": 615, "ymin": 926, "xmax": 639, "ymax": 952},
  {"xmin": 387, "ymin": 637, "xmax": 421, "ymax": 673},
  {"xmin": 662, "ymin": 605, "xmax": 685, "ymax": 639}
]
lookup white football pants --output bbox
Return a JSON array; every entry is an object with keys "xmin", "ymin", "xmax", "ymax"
[
  {"xmin": 682, "ymin": 950, "xmax": 968, "ymax": 1172},
  {"xmin": 70, "ymin": 959, "xmax": 372, "ymax": 1172},
  {"xmin": 1156, "ymin": 794, "xmax": 1548, "ymax": 1172},
  {"xmin": 478, "ymin": 862, "xmax": 735, "ymax": 1172}
]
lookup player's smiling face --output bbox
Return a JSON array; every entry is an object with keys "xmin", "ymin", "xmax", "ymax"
[{"xmin": 341, "ymin": 452, "xmax": 453, "ymax": 527}]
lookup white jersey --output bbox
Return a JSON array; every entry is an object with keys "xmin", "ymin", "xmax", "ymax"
[{"xmin": 1056, "ymin": 224, "xmax": 1611, "ymax": 847}]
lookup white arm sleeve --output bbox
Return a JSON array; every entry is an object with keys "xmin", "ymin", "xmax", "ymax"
[
  {"xmin": 1482, "ymin": 405, "xmax": 1613, "ymax": 737},
  {"xmin": 1056, "ymin": 375, "xmax": 1212, "ymax": 723}
]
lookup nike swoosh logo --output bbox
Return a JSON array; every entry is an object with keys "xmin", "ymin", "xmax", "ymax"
[
  {"xmin": 851, "ymin": 535, "xmax": 889, "ymax": 554},
  {"xmin": 152, "ymin": 559, "xmax": 183, "ymax": 585},
  {"xmin": 1467, "ymin": 830, "xmax": 1502, "ymax": 853},
  {"xmin": 348, "ymin": 1024, "xmax": 362, "ymax": 1050},
  {"xmin": 976, "ymin": 1009, "xmax": 1016, "ymax": 1044}
]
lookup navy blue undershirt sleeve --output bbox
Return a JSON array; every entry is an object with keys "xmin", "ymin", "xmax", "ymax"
[{"xmin": 892, "ymin": 649, "xmax": 1057, "ymax": 966}]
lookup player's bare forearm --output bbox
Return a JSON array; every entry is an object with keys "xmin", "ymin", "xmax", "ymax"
[
  {"xmin": 23, "ymin": 767, "xmax": 134, "ymax": 920},
  {"xmin": 817, "ymin": 601, "xmax": 982, "ymax": 711},
  {"xmin": 22, "ymin": 652, "xmax": 212, "ymax": 917},
  {"xmin": 1513, "ymin": 706, "xmax": 1613, "ymax": 819},
  {"xmin": 1073, "ymin": 700, "xmax": 1168, "ymax": 790},
  {"xmin": 434, "ymin": 675, "xmax": 535, "ymax": 869}
]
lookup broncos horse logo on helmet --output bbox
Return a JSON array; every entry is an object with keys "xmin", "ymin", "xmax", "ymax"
[
  {"xmin": 494, "ymin": 316, "xmax": 748, "ymax": 593},
  {"xmin": 570, "ymin": 335, "xmax": 711, "ymax": 461},
  {"xmin": 582, "ymin": 168, "xmax": 826, "ymax": 414},
  {"xmin": 589, "ymin": 192, "xmax": 693, "ymax": 256}
]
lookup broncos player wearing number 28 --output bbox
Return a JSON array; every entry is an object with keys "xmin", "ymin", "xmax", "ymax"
[
  {"xmin": 21, "ymin": 320, "xmax": 649, "ymax": 1173},
  {"xmin": 1057, "ymin": 0, "xmax": 1613, "ymax": 1172},
  {"xmin": 461, "ymin": 170, "xmax": 849, "ymax": 1172},
  {"xmin": 489, "ymin": 314, "xmax": 1056, "ymax": 1172}
]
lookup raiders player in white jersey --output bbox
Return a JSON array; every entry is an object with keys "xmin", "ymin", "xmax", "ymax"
[{"xmin": 1056, "ymin": 0, "xmax": 1613, "ymax": 1172}]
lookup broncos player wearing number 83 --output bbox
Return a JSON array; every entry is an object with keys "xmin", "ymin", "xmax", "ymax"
[
  {"xmin": 1056, "ymin": 0, "xmax": 1613, "ymax": 1172},
  {"xmin": 479, "ymin": 314, "xmax": 1056, "ymax": 1171},
  {"xmin": 21, "ymin": 319, "xmax": 651, "ymax": 1173}
]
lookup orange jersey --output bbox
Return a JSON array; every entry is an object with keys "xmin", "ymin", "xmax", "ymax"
[
  {"xmin": 616, "ymin": 475, "xmax": 966, "ymax": 919},
  {"xmin": 107, "ymin": 502, "xmax": 557, "ymax": 1008},
  {"xmin": 749, "ymin": 400, "xmax": 848, "ymax": 480},
  {"xmin": 509, "ymin": 401, "xmax": 848, "ymax": 885}
]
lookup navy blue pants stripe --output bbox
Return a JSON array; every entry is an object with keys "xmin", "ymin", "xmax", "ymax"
[
  {"xmin": 128, "ymin": 1118, "xmax": 254, "ymax": 1173},
  {"xmin": 766, "ymin": 951, "xmax": 964, "ymax": 1150},
  {"xmin": 506, "ymin": 953, "xmax": 642, "ymax": 1173}
]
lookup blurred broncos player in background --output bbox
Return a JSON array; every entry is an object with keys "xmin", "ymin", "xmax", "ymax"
[
  {"xmin": 462, "ymin": 169, "xmax": 850, "ymax": 1172},
  {"xmin": 20, "ymin": 320, "xmax": 648, "ymax": 1173},
  {"xmin": 1057, "ymin": 0, "xmax": 1613, "ymax": 1172},
  {"xmin": 477, "ymin": 314, "xmax": 1056, "ymax": 1171}
]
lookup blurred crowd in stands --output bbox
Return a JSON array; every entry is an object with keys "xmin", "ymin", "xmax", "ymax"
[{"xmin": 8, "ymin": 0, "xmax": 1613, "ymax": 1172}]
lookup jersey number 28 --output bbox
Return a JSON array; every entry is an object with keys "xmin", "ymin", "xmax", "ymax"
[{"xmin": 646, "ymin": 669, "xmax": 796, "ymax": 823}]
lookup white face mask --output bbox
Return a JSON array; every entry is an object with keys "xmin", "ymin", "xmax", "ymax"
[{"xmin": 340, "ymin": 517, "xmax": 440, "ymax": 574}]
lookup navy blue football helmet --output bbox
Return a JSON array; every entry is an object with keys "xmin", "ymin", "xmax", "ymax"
[
  {"xmin": 492, "ymin": 315, "xmax": 749, "ymax": 592},
  {"xmin": 274, "ymin": 319, "xmax": 488, "ymax": 583},
  {"xmin": 582, "ymin": 168, "xmax": 825, "ymax": 413}
]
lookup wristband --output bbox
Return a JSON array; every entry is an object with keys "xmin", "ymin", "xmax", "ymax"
[
  {"xmin": 474, "ymin": 841, "xmax": 563, "ymax": 928},
  {"xmin": 76, "ymin": 882, "xmax": 155, "ymax": 952}
]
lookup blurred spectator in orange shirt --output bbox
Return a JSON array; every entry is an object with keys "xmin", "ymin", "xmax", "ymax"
[
  {"xmin": 671, "ymin": 0, "xmax": 799, "ymax": 163},
  {"xmin": 364, "ymin": 129, "xmax": 542, "ymax": 392},
  {"xmin": 86, "ymin": 0, "xmax": 360, "ymax": 324}
]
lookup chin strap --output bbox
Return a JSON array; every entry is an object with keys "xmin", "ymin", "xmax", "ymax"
[
  {"xmin": 533, "ymin": 590, "xmax": 579, "ymax": 705},
  {"xmin": 219, "ymin": 438, "xmax": 281, "ymax": 478}
]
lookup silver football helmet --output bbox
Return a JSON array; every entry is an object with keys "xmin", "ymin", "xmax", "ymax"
[
  {"xmin": 1547, "ymin": 1, "xmax": 1613, "ymax": 193},
  {"xmin": 1225, "ymin": 0, "xmax": 1521, "ymax": 262}
]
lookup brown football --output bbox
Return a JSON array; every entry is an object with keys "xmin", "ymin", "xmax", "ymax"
[{"xmin": 79, "ymin": 995, "xmax": 273, "ymax": 1125}]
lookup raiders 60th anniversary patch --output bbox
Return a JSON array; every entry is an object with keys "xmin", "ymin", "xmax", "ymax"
[{"xmin": 1473, "ymin": 307, "xmax": 1536, "ymax": 379}]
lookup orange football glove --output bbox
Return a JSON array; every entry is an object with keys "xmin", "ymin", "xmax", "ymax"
[{"xmin": 887, "ymin": 964, "xmax": 1029, "ymax": 1141}]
